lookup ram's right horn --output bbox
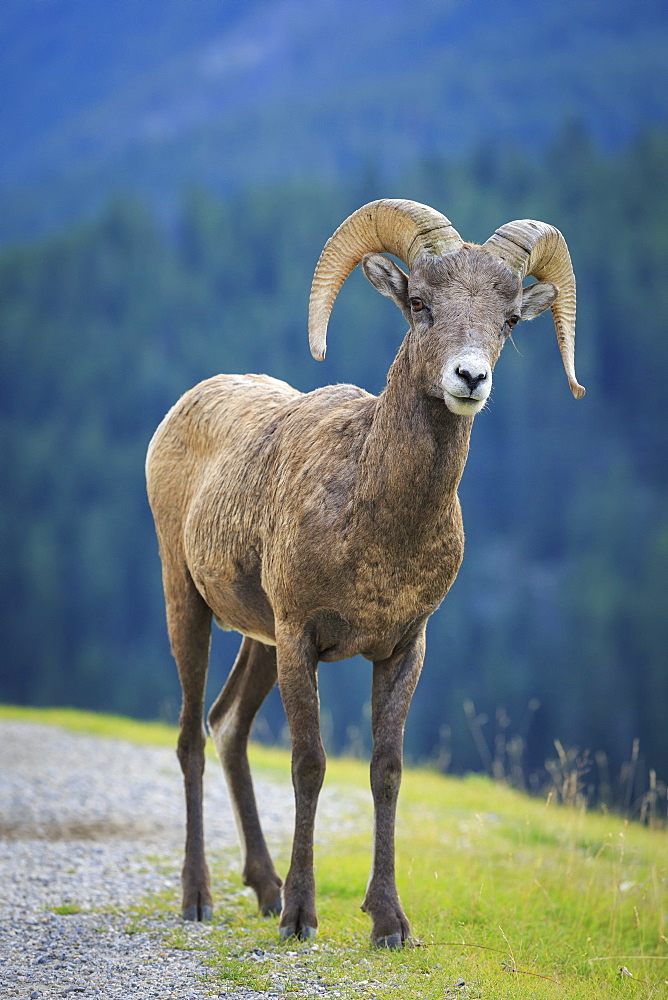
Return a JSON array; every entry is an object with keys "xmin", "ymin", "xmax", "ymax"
[
  {"xmin": 484, "ymin": 220, "xmax": 584, "ymax": 399},
  {"xmin": 308, "ymin": 199, "xmax": 463, "ymax": 362}
]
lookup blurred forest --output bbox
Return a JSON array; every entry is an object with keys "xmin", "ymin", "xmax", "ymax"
[
  {"xmin": 2, "ymin": 123, "xmax": 667, "ymax": 797},
  {"xmin": 2, "ymin": 0, "xmax": 668, "ymax": 242}
]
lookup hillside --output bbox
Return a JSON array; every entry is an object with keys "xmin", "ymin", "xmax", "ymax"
[
  {"xmin": 2, "ymin": 133, "xmax": 668, "ymax": 786},
  {"xmin": 1, "ymin": 0, "xmax": 667, "ymax": 239},
  {"xmin": 2, "ymin": 707, "xmax": 667, "ymax": 999}
]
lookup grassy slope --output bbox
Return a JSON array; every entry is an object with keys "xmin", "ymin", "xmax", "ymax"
[{"xmin": 3, "ymin": 704, "xmax": 666, "ymax": 999}]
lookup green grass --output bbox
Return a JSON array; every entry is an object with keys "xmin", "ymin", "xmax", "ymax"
[
  {"xmin": 0, "ymin": 702, "xmax": 289, "ymax": 772},
  {"xmin": 50, "ymin": 902, "xmax": 84, "ymax": 915},
  {"xmin": 4, "ymin": 704, "xmax": 667, "ymax": 998},
  {"xmin": 0, "ymin": 703, "xmax": 181, "ymax": 746}
]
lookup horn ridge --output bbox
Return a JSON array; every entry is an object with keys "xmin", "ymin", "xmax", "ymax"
[
  {"xmin": 308, "ymin": 199, "xmax": 463, "ymax": 361},
  {"xmin": 484, "ymin": 220, "xmax": 585, "ymax": 399}
]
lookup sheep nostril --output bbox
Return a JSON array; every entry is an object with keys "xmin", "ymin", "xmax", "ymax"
[{"xmin": 456, "ymin": 366, "xmax": 487, "ymax": 390}]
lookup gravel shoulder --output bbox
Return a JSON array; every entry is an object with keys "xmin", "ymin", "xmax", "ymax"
[{"xmin": 0, "ymin": 720, "xmax": 362, "ymax": 1000}]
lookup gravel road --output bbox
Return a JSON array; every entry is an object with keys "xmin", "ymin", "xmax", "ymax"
[{"xmin": 0, "ymin": 720, "xmax": 362, "ymax": 1000}]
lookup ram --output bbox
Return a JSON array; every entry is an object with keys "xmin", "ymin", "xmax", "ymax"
[{"xmin": 146, "ymin": 199, "xmax": 584, "ymax": 947}]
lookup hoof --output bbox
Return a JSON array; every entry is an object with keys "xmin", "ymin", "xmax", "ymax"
[
  {"xmin": 374, "ymin": 932, "xmax": 403, "ymax": 949},
  {"xmin": 279, "ymin": 924, "xmax": 317, "ymax": 943},
  {"xmin": 182, "ymin": 903, "xmax": 213, "ymax": 922},
  {"xmin": 261, "ymin": 896, "xmax": 282, "ymax": 918}
]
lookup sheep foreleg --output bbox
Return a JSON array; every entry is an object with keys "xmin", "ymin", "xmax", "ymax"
[
  {"xmin": 362, "ymin": 626, "xmax": 427, "ymax": 947},
  {"xmin": 276, "ymin": 632, "xmax": 324, "ymax": 942}
]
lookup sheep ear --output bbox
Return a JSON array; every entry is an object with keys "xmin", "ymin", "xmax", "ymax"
[
  {"xmin": 520, "ymin": 281, "xmax": 558, "ymax": 321},
  {"xmin": 362, "ymin": 253, "xmax": 410, "ymax": 315}
]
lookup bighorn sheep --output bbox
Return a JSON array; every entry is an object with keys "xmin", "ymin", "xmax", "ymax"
[{"xmin": 146, "ymin": 199, "xmax": 584, "ymax": 947}]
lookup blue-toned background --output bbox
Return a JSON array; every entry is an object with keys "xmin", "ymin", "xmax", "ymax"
[{"xmin": 2, "ymin": 0, "xmax": 666, "ymax": 804}]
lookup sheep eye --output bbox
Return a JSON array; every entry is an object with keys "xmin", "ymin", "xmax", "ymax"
[
  {"xmin": 507, "ymin": 314, "xmax": 520, "ymax": 328},
  {"xmin": 410, "ymin": 297, "xmax": 424, "ymax": 312}
]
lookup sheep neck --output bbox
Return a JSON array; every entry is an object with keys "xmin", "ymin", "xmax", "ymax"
[{"xmin": 354, "ymin": 342, "xmax": 473, "ymax": 541}]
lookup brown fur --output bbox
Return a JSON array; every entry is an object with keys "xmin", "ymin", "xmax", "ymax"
[{"xmin": 145, "ymin": 244, "xmax": 556, "ymax": 946}]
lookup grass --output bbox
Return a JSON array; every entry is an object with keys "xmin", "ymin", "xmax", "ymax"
[
  {"xmin": 0, "ymin": 702, "xmax": 285, "ymax": 770},
  {"xmin": 50, "ymin": 902, "xmax": 83, "ymax": 915},
  {"xmin": 3, "ymin": 704, "xmax": 667, "ymax": 998}
]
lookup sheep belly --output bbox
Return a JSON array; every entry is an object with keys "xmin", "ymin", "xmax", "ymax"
[
  {"xmin": 212, "ymin": 614, "xmax": 277, "ymax": 646},
  {"xmin": 192, "ymin": 562, "xmax": 277, "ymax": 646}
]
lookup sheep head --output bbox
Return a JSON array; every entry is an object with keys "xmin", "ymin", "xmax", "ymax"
[{"xmin": 308, "ymin": 200, "xmax": 585, "ymax": 415}]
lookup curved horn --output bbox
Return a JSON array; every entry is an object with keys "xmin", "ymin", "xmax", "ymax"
[
  {"xmin": 308, "ymin": 199, "xmax": 463, "ymax": 361},
  {"xmin": 484, "ymin": 220, "xmax": 585, "ymax": 399}
]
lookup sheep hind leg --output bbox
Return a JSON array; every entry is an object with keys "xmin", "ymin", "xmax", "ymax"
[
  {"xmin": 208, "ymin": 637, "xmax": 283, "ymax": 917},
  {"xmin": 164, "ymin": 561, "xmax": 214, "ymax": 922}
]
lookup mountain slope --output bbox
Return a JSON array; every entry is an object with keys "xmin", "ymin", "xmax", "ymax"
[{"xmin": 1, "ymin": 0, "xmax": 667, "ymax": 239}]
